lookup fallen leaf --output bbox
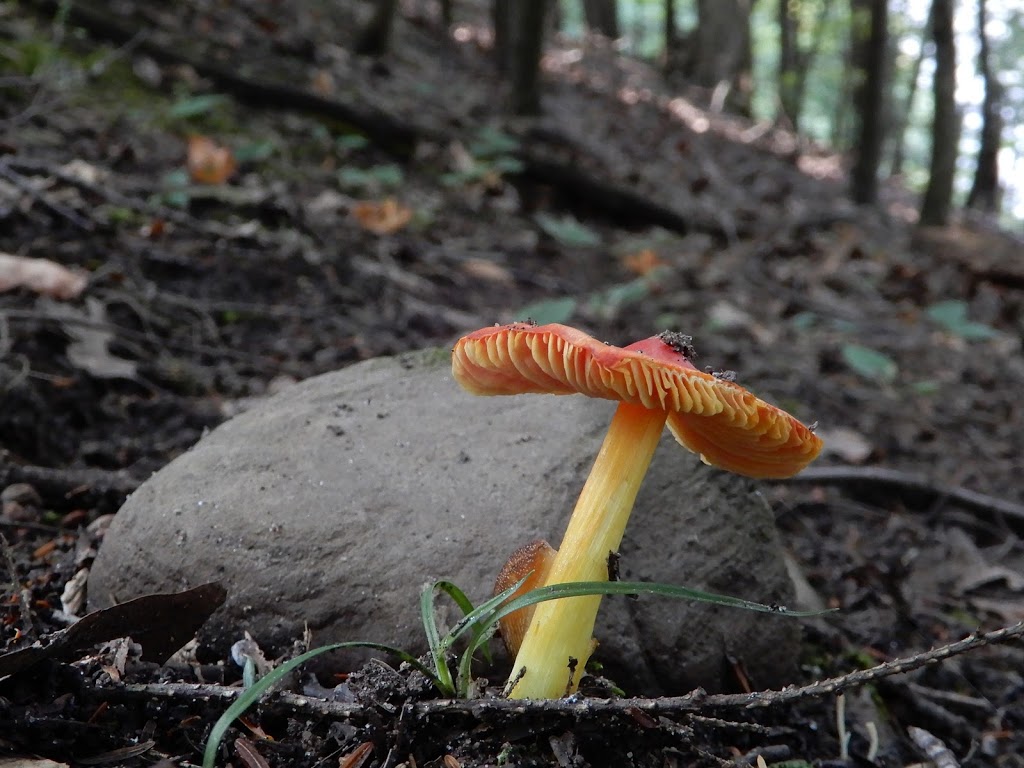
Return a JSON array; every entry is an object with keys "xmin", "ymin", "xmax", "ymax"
[
  {"xmin": 0, "ymin": 582, "xmax": 227, "ymax": 677},
  {"xmin": 815, "ymin": 426, "xmax": 873, "ymax": 464},
  {"xmin": 339, "ymin": 743, "xmax": 374, "ymax": 768},
  {"xmin": 0, "ymin": 253, "xmax": 87, "ymax": 299},
  {"xmin": 351, "ymin": 198, "xmax": 412, "ymax": 235},
  {"xmin": 44, "ymin": 297, "xmax": 138, "ymax": 380},
  {"xmin": 621, "ymin": 249, "xmax": 665, "ymax": 276},
  {"xmin": 234, "ymin": 735, "xmax": 272, "ymax": 768},
  {"xmin": 841, "ymin": 343, "xmax": 898, "ymax": 383},
  {"xmin": 967, "ymin": 596, "xmax": 1024, "ymax": 622},
  {"xmin": 310, "ymin": 69, "xmax": 335, "ymax": 97},
  {"xmin": 60, "ymin": 568, "xmax": 89, "ymax": 617},
  {"xmin": 187, "ymin": 135, "xmax": 237, "ymax": 185},
  {"xmin": 461, "ymin": 258, "xmax": 513, "ymax": 284}
]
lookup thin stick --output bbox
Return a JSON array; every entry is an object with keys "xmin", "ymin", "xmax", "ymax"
[
  {"xmin": 99, "ymin": 621, "xmax": 1024, "ymax": 722},
  {"xmin": 781, "ymin": 465, "xmax": 1024, "ymax": 523}
]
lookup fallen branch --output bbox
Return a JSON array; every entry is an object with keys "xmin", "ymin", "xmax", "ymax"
[
  {"xmin": 783, "ymin": 465, "xmax": 1024, "ymax": 525},
  {"xmin": 100, "ymin": 621, "xmax": 1024, "ymax": 723},
  {"xmin": 0, "ymin": 450, "xmax": 143, "ymax": 509}
]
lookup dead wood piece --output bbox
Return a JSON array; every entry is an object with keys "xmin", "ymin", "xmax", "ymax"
[
  {"xmin": 96, "ymin": 621, "xmax": 1024, "ymax": 725},
  {"xmin": 782, "ymin": 465, "xmax": 1024, "ymax": 525},
  {"xmin": 0, "ymin": 160, "xmax": 95, "ymax": 231},
  {"xmin": 0, "ymin": 451, "xmax": 143, "ymax": 509},
  {"xmin": 515, "ymin": 154, "xmax": 698, "ymax": 237}
]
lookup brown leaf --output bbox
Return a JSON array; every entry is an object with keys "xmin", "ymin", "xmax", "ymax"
[
  {"xmin": 460, "ymin": 258, "xmax": 513, "ymax": 284},
  {"xmin": 620, "ymin": 248, "xmax": 665, "ymax": 276},
  {"xmin": 351, "ymin": 198, "xmax": 412, "ymax": 235},
  {"xmin": 339, "ymin": 742, "xmax": 373, "ymax": 768},
  {"xmin": 187, "ymin": 135, "xmax": 237, "ymax": 185},
  {"xmin": 0, "ymin": 583, "xmax": 227, "ymax": 677},
  {"xmin": 234, "ymin": 736, "xmax": 271, "ymax": 768}
]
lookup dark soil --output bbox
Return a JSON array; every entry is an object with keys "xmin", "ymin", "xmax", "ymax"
[{"xmin": 2, "ymin": 1, "xmax": 1023, "ymax": 766}]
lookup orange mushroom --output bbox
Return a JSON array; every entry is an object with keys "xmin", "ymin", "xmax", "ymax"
[{"xmin": 452, "ymin": 322, "xmax": 823, "ymax": 699}]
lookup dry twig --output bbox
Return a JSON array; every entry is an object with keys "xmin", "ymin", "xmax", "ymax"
[
  {"xmin": 782, "ymin": 465, "xmax": 1024, "ymax": 524},
  {"xmin": 99, "ymin": 621, "xmax": 1024, "ymax": 725}
]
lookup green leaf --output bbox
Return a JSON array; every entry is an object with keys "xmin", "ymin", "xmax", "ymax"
[
  {"xmin": 515, "ymin": 296, "xmax": 577, "ymax": 325},
  {"xmin": 925, "ymin": 300, "xmax": 998, "ymax": 340},
  {"xmin": 337, "ymin": 164, "xmax": 404, "ymax": 193},
  {"xmin": 169, "ymin": 93, "xmax": 229, "ymax": 119},
  {"xmin": 910, "ymin": 380, "xmax": 940, "ymax": 395},
  {"xmin": 585, "ymin": 274, "xmax": 662, "ymax": 320},
  {"xmin": 841, "ymin": 344, "xmax": 897, "ymax": 382},
  {"xmin": 468, "ymin": 127, "xmax": 520, "ymax": 158},
  {"xmin": 336, "ymin": 134, "xmax": 370, "ymax": 152},
  {"xmin": 534, "ymin": 213, "xmax": 602, "ymax": 248},
  {"xmin": 789, "ymin": 311, "xmax": 818, "ymax": 330},
  {"xmin": 233, "ymin": 141, "xmax": 275, "ymax": 163}
]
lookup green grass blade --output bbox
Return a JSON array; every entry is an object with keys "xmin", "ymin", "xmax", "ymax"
[
  {"xmin": 420, "ymin": 582, "xmax": 456, "ymax": 696},
  {"xmin": 432, "ymin": 580, "xmax": 495, "ymax": 665},
  {"xmin": 490, "ymin": 580, "xmax": 832, "ymax": 623},
  {"xmin": 202, "ymin": 641, "xmax": 434, "ymax": 768},
  {"xmin": 442, "ymin": 576, "xmax": 528, "ymax": 651}
]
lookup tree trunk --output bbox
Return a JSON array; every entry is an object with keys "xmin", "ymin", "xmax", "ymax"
[
  {"xmin": 888, "ymin": 4, "xmax": 932, "ymax": 177},
  {"xmin": 777, "ymin": 0, "xmax": 800, "ymax": 128},
  {"xmin": 493, "ymin": 0, "xmax": 513, "ymax": 75},
  {"xmin": 920, "ymin": 0, "xmax": 958, "ymax": 226},
  {"xmin": 354, "ymin": 0, "xmax": 400, "ymax": 57},
  {"xmin": 509, "ymin": 0, "xmax": 548, "ymax": 115},
  {"xmin": 966, "ymin": 0, "xmax": 1002, "ymax": 213},
  {"xmin": 583, "ymin": 0, "xmax": 619, "ymax": 38},
  {"xmin": 664, "ymin": 0, "xmax": 677, "ymax": 55},
  {"xmin": 692, "ymin": 0, "xmax": 755, "ymax": 115},
  {"xmin": 849, "ymin": 0, "xmax": 888, "ymax": 205}
]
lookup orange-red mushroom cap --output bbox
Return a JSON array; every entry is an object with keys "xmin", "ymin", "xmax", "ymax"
[{"xmin": 452, "ymin": 322, "xmax": 822, "ymax": 479}]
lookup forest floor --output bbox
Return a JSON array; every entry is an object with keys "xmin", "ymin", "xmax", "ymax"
[{"xmin": 2, "ymin": 1, "xmax": 1024, "ymax": 766}]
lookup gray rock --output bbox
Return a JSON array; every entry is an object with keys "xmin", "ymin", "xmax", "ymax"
[{"xmin": 89, "ymin": 348, "xmax": 801, "ymax": 695}]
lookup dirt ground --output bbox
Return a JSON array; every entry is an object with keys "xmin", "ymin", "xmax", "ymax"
[{"xmin": 1, "ymin": 1, "xmax": 1023, "ymax": 766}]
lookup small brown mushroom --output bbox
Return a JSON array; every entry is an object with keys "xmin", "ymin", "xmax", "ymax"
[{"xmin": 492, "ymin": 539, "xmax": 557, "ymax": 657}]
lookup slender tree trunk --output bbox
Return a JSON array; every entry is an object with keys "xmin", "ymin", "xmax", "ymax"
[
  {"xmin": 966, "ymin": 0, "xmax": 1002, "ymax": 213},
  {"xmin": 509, "ymin": 0, "xmax": 548, "ymax": 115},
  {"xmin": 849, "ymin": 0, "xmax": 889, "ymax": 205},
  {"xmin": 494, "ymin": 0, "xmax": 514, "ymax": 75},
  {"xmin": 889, "ymin": 5, "xmax": 931, "ymax": 177},
  {"xmin": 920, "ymin": 0, "xmax": 958, "ymax": 225},
  {"xmin": 355, "ymin": 0, "xmax": 400, "ymax": 56},
  {"xmin": 583, "ymin": 0, "xmax": 619, "ymax": 38},
  {"xmin": 664, "ymin": 0, "xmax": 677, "ymax": 53},
  {"xmin": 777, "ymin": 0, "xmax": 800, "ymax": 128},
  {"xmin": 693, "ymin": 0, "xmax": 755, "ymax": 115}
]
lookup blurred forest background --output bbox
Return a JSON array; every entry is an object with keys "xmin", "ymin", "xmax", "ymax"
[
  {"xmin": 424, "ymin": 0, "xmax": 1022, "ymax": 227},
  {"xmin": 555, "ymin": 0, "xmax": 1023, "ymax": 226}
]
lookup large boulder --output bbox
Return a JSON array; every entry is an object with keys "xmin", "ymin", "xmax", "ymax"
[{"xmin": 89, "ymin": 348, "xmax": 802, "ymax": 695}]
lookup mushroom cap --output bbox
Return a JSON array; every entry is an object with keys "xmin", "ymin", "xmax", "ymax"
[{"xmin": 452, "ymin": 322, "xmax": 822, "ymax": 479}]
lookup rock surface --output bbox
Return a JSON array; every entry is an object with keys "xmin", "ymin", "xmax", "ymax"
[{"xmin": 89, "ymin": 348, "xmax": 802, "ymax": 695}]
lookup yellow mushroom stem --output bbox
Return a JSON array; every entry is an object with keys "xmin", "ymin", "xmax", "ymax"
[{"xmin": 506, "ymin": 401, "xmax": 668, "ymax": 699}]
